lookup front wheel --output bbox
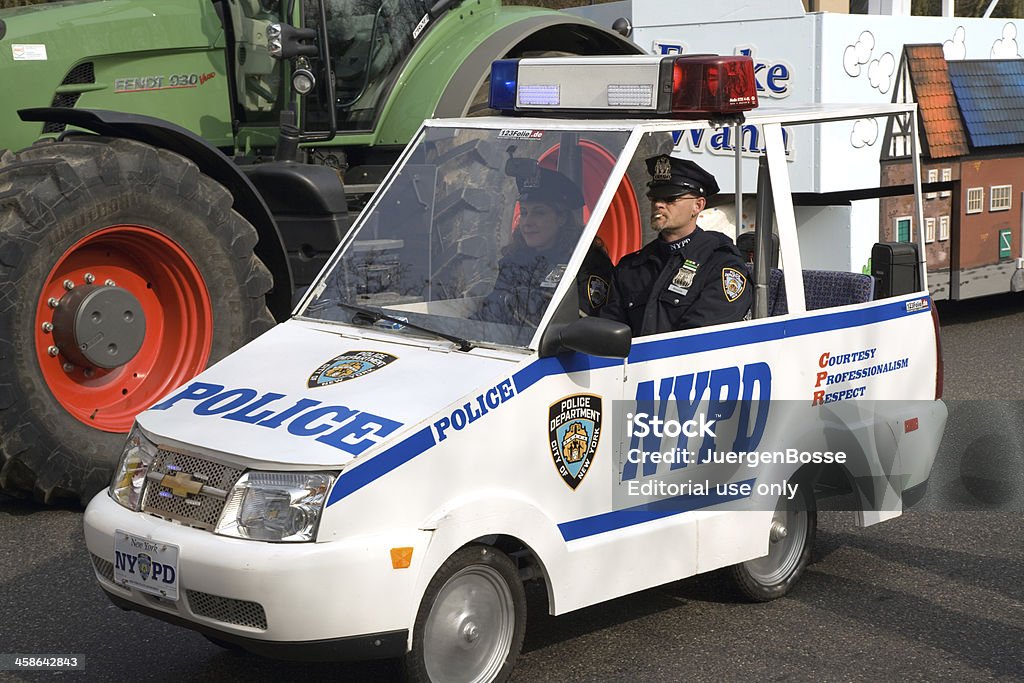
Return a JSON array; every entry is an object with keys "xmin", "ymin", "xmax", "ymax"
[
  {"xmin": 405, "ymin": 545, "xmax": 526, "ymax": 683},
  {"xmin": 726, "ymin": 483, "xmax": 817, "ymax": 602},
  {"xmin": 0, "ymin": 137, "xmax": 274, "ymax": 504}
]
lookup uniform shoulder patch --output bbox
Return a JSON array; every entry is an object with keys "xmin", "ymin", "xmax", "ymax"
[
  {"xmin": 587, "ymin": 275, "xmax": 610, "ymax": 308},
  {"xmin": 722, "ymin": 267, "xmax": 747, "ymax": 303}
]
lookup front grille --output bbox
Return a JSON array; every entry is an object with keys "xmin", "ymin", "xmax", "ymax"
[
  {"xmin": 62, "ymin": 62, "xmax": 95, "ymax": 85},
  {"xmin": 41, "ymin": 62, "xmax": 95, "ymax": 133},
  {"xmin": 141, "ymin": 449, "xmax": 244, "ymax": 530},
  {"xmin": 187, "ymin": 590, "xmax": 268, "ymax": 630},
  {"xmin": 91, "ymin": 553, "xmax": 115, "ymax": 583}
]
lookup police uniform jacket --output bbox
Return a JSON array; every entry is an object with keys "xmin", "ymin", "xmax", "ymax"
[
  {"xmin": 603, "ymin": 227, "xmax": 751, "ymax": 336},
  {"xmin": 475, "ymin": 241, "xmax": 614, "ymax": 326}
]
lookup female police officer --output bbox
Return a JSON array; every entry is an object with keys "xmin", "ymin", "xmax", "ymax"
[
  {"xmin": 601, "ymin": 155, "xmax": 751, "ymax": 336},
  {"xmin": 474, "ymin": 165, "xmax": 613, "ymax": 327}
]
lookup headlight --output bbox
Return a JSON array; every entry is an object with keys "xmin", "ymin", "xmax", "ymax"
[
  {"xmin": 109, "ymin": 425, "xmax": 158, "ymax": 511},
  {"xmin": 216, "ymin": 472, "xmax": 335, "ymax": 542}
]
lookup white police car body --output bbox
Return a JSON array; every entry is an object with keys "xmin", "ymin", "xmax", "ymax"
[{"xmin": 84, "ymin": 56, "xmax": 947, "ymax": 681}]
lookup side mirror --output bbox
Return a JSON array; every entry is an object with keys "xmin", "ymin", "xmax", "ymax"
[{"xmin": 539, "ymin": 316, "xmax": 632, "ymax": 359}]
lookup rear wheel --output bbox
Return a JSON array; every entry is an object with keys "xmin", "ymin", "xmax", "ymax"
[
  {"xmin": 0, "ymin": 137, "xmax": 273, "ymax": 504},
  {"xmin": 726, "ymin": 483, "xmax": 817, "ymax": 601},
  {"xmin": 405, "ymin": 545, "xmax": 526, "ymax": 683}
]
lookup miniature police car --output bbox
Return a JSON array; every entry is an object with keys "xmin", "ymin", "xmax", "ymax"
[{"xmin": 84, "ymin": 55, "xmax": 947, "ymax": 682}]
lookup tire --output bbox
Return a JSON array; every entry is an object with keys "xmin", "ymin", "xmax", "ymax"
[
  {"xmin": 725, "ymin": 483, "xmax": 817, "ymax": 602},
  {"xmin": 424, "ymin": 133, "xmax": 515, "ymax": 299},
  {"xmin": 0, "ymin": 137, "xmax": 274, "ymax": 505},
  {"xmin": 405, "ymin": 545, "xmax": 527, "ymax": 683}
]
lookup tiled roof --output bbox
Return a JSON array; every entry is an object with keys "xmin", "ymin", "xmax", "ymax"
[
  {"xmin": 905, "ymin": 44, "xmax": 969, "ymax": 159},
  {"xmin": 948, "ymin": 60, "xmax": 1024, "ymax": 148}
]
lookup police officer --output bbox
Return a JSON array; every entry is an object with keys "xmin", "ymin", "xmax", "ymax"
[
  {"xmin": 602, "ymin": 155, "xmax": 751, "ymax": 336},
  {"xmin": 475, "ymin": 166, "xmax": 614, "ymax": 326}
]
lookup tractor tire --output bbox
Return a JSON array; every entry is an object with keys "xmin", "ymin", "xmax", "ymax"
[
  {"xmin": 424, "ymin": 131, "xmax": 515, "ymax": 299},
  {"xmin": 0, "ymin": 137, "xmax": 274, "ymax": 505}
]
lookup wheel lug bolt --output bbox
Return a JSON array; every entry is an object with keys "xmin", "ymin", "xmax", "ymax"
[
  {"xmin": 47, "ymin": 298, "xmax": 60, "ymax": 309},
  {"xmin": 41, "ymin": 322, "xmax": 53, "ymax": 333},
  {"xmin": 47, "ymin": 346, "xmax": 60, "ymax": 357},
  {"xmin": 104, "ymin": 279, "xmax": 116, "ymax": 287},
  {"xmin": 63, "ymin": 279, "xmax": 75, "ymax": 290},
  {"xmin": 84, "ymin": 273, "xmax": 95, "ymax": 284},
  {"xmin": 62, "ymin": 362, "xmax": 75, "ymax": 373},
  {"xmin": 83, "ymin": 368, "xmax": 95, "ymax": 378}
]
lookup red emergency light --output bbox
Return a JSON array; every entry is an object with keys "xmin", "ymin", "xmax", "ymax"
[{"xmin": 671, "ymin": 55, "xmax": 759, "ymax": 115}]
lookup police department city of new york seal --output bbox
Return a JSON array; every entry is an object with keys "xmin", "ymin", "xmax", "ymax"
[
  {"xmin": 308, "ymin": 350, "xmax": 398, "ymax": 388},
  {"xmin": 548, "ymin": 394, "xmax": 602, "ymax": 490}
]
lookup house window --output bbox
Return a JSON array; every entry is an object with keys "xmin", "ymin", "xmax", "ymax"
[
  {"xmin": 895, "ymin": 216, "xmax": 912, "ymax": 242},
  {"xmin": 925, "ymin": 217, "xmax": 935, "ymax": 243},
  {"xmin": 926, "ymin": 169, "xmax": 937, "ymax": 199},
  {"xmin": 999, "ymin": 229, "xmax": 1012, "ymax": 259},
  {"xmin": 940, "ymin": 168, "xmax": 951, "ymax": 197},
  {"xmin": 991, "ymin": 185, "xmax": 1012, "ymax": 211},
  {"xmin": 939, "ymin": 215, "xmax": 950, "ymax": 241},
  {"xmin": 966, "ymin": 187, "xmax": 984, "ymax": 214}
]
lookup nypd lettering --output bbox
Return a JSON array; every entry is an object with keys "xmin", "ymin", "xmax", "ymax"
[
  {"xmin": 433, "ymin": 378, "xmax": 515, "ymax": 442},
  {"xmin": 622, "ymin": 362, "xmax": 772, "ymax": 481},
  {"xmin": 309, "ymin": 350, "xmax": 397, "ymax": 388},
  {"xmin": 549, "ymin": 395, "xmax": 602, "ymax": 490},
  {"xmin": 150, "ymin": 382, "xmax": 401, "ymax": 455}
]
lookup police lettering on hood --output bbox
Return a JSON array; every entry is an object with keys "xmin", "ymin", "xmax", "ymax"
[
  {"xmin": 473, "ymin": 160, "xmax": 614, "ymax": 327},
  {"xmin": 601, "ymin": 155, "xmax": 750, "ymax": 336}
]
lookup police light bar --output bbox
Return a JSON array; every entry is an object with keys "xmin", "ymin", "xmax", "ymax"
[{"xmin": 489, "ymin": 55, "xmax": 758, "ymax": 117}]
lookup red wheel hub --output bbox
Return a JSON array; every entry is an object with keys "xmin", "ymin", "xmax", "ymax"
[{"xmin": 34, "ymin": 225, "xmax": 214, "ymax": 432}]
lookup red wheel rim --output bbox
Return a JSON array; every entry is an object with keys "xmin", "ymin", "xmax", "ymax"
[
  {"xmin": 34, "ymin": 225, "xmax": 214, "ymax": 432},
  {"xmin": 537, "ymin": 141, "xmax": 642, "ymax": 264}
]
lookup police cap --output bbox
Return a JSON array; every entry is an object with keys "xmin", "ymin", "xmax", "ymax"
[
  {"xmin": 515, "ymin": 166, "xmax": 585, "ymax": 209},
  {"xmin": 645, "ymin": 154, "xmax": 720, "ymax": 199}
]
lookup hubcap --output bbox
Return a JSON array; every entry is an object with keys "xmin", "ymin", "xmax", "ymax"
[
  {"xmin": 423, "ymin": 564, "xmax": 515, "ymax": 683},
  {"xmin": 744, "ymin": 497, "xmax": 808, "ymax": 586},
  {"xmin": 51, "ymin": 284, "xmax": 146, "ymax": 369}
]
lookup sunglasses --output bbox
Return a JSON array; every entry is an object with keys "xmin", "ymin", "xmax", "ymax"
[{"xmin": 646, "ymin": 193, "xmax": 700, "ymax": 203}]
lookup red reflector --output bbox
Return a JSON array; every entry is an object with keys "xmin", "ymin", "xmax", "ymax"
[
  {"xmin": 904, "ymin": 418, "xmax": 919, "ymax": 433},
  {"xmin": 671, "ymin": 55, "xmax": 758, "ymax": 115}
]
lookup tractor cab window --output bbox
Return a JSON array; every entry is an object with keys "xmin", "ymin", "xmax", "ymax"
[
  {"xmin": 300, "ymin": 124, "xmax": 635, "ymax": 348},
  {"xmin": 309, "ymin": 0, "xmax": 431, "ymax": 131}
]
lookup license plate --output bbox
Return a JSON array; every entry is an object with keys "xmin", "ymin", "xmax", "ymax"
[{"xmin": 113, "ymin": 530, "xmax": 179, "ymax": 601}]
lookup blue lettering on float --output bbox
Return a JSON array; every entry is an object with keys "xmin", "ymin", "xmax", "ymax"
[
  {"xmin": 621, "ymin": 363, "xmax": 772, "ymax": 481},
  {"xmin": 150, "ymin": 382, "xmax": 402, "ymax": 456}
]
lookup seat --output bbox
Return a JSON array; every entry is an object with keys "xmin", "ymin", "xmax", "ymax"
[{"xmin": 766, "ymin": 269, "xmax": 874, "ymax": 315}]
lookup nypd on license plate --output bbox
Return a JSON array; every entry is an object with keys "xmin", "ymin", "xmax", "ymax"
[{"xmin": 113, "ymin": 530, "xmax": 179, "ymax": 600}]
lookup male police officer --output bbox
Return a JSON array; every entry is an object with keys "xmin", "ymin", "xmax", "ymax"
[
  {"xmin": 474, "ymin": 165, "xmax": 614, "ymax": 326},
  {"xmin": 602, "ymin": 155, "xmax": 750, "ymax": 336}
]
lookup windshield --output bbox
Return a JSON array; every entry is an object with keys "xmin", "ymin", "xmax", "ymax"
[{"xmin": 300, "ymin": 124, "xmax": 635, "ymax": 348}]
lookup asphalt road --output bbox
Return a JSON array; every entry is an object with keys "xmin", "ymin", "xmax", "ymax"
[{"xmin": 1, "ymin": 293, "xmax": 1022, "ymax": 682}]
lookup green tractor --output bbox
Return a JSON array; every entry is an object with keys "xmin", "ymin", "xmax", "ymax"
[{"xmin": 0, "ymin": 0, "xmax": 640, "ymax": 504}]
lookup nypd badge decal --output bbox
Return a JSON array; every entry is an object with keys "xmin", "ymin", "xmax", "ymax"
[
  {"xmin": 722, "ymin": 267, "xmax": 747, "ymax": 302},
  {"xmin": 548, "ymin": 394, "xmax": 602, "ymax": 489},
  {"xmin": 308, "ymin": 350, "xmax": 397, "ymax": 388}
]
